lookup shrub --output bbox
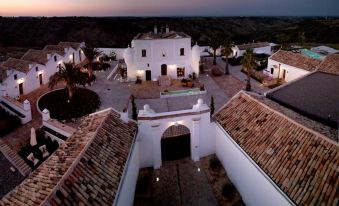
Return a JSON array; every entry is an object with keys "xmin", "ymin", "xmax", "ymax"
[
  {"xmin": 228, "ymin": 57, "xmax": 243, "ymax": 66},
  {"xmin": 38, "ymin": 88, "xmax": 101, "ymax": 120},
  {"xmin": 130, "ymin": 95, "xmax": 138, "ymax": 120},
  {"xmin": 222, "ymin": 183, "xmax": 236, "ymax": 200},
  {"xmin": 209, "ymin": 156, "xmax": 221, "ymax": 170}
]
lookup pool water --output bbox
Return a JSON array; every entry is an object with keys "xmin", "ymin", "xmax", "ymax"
[
  {"xmin": 162, "ymin": 88, "xmax": 200, "ymax": 95},
  {"xmin": 300, "ymin": 49, "xmax": 323, "ymax": 59}
]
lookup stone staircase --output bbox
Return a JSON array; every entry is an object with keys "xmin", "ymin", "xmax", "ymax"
[
  {"xmin": 158, "ymin": 75, "xmax": 171, "ymax": 86},
  {"xmin": 0, "ymin": 139, "xmax": 31, "ymax": 176}
]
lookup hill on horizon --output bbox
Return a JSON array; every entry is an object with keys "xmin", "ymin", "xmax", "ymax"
[{"xmin": 0, "ymin": 17, "xmax": 338, "ymax": 49}]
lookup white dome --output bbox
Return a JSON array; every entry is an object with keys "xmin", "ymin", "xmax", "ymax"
[
  {"xmin": 192, "ymin": 43, "xmax": 200, "ymax": 61},
  {"xmin": 123, "ymin": 47, "xmax": 134, "ymax": 65}
]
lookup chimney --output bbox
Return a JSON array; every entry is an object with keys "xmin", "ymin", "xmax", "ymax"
[
  {"xmin": 154, "ymin": 25, "xmax": 158, "ymax": 34},
  {"xmin": 120, "ymin": 108, "xmax": 129, "ymax": 123},
  {"xmin": 166, "ymin": 25, "xmax": 169, "ymax": 33}
]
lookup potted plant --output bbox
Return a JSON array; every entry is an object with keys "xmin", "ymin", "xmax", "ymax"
[{"xmin": 181, "ymin": 78, "xmax": 188, "ymax": 86}]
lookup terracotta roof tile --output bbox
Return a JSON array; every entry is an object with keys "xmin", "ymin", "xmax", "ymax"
[
  {"xmin": 2, "ymin": 57, "xmax": 34, "ymax": 73},
  {"xmin": 43, "ymin": 45, "xmax": 66, "ymax": 56},
  {"xmin": 57, "ymin": 42, "xmax": 82, "ymax": 50},
  {"xmin": 215, "ymin": 91, "xmax": 338, "ymax": 206},
  {"xmin": 0, "ymin": 64, "xmax": 7, "ymax": 83},
  {"xmin": 236, "ymin": 42, "xmax": 270, "ymax": 50},
  {"xmin": 270, "ymin": 50, "xmax": 321, "ymax": 72},
  {"xmin": 21, "ymin": 49, "xmax": 49, "ymax": 65},
  {"xmin": 318, "ymin": 54, "xmax": 339, "ymax": 75},
  {"xmin": 134, "ymin": 31, "xmax": 190, "ymax": 40},
  {"xmin": 0, "ymin": 109, "xmax": 137, "ymax": 206}
]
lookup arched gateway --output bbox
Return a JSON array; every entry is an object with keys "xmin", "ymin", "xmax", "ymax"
[
  {"xmin": 137, "ymin": 99, "xmax": 214, "ymax": 169},
  {"xmin": 161, "ymin": 124, "xmax": 191, "ymax": 161}
]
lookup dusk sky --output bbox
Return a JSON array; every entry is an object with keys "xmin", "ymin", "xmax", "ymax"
[{"xmin": 0, "ymin": 0, "xmax": 338, "ymax": 17}]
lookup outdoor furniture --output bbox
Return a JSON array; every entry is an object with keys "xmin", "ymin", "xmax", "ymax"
[
  {"xmin": 39, "ymin": 145, "xmax": 50, "ymax": 158},
  {"xmin": 27, "ymin": 153, "xmax": 39, "ymax": 166}
]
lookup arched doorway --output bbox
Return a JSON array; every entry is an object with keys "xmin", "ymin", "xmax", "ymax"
[
  {"xmin": 161, "ymin": 64, "xmax": 167, "ymax": 76},
  {"xmin": 161, "ymin": 124, "xmax": 190, "ymax": 161}
]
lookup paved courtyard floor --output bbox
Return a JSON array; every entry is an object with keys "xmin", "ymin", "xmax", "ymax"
[{"xmin": 134, "ymin": 158, "xmax": 218, "ymax": 206}]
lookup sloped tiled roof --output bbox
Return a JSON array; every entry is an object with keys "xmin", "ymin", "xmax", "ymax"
[
  {"xmin": 134, "ymin": 31, "xmax": 190, "ymax": 40},
  {"xmin": 43, "ymin": 45, "xmax": 66, "ymax": 56},
  {"xmin": 270, "ymin": 50, "xmax": 321, "ymax": 72},
  {"xmin": 318, "ymin": 54, "xmax": 339, "ymax": 75},
  {"xmin": 236, "ymin": 42, "xmax": 270, "ymax": 50},
  {"xmin": 0, "ymin": 109, "xmax": 137, "ymax": 206},
  {"xmin": 57, "ymin": 42, "xmax": 82, "ymax": 50},
  {"xmin": 21, "ymin": 49, "xmax": 49, "ymax": 65},
  {"xmin": 215, "ymin": 92, "xmax": 338, "ymax": 206},
  {"xmin": 2, "ymin": 57, "xmax": 34, "ymax": 73},
  {"xmin": 0, "ymin": 64, "xmax": 7, "ymax": 83}
]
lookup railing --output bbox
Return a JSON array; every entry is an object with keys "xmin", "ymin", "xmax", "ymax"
[{"xmin": 107, "ymin": 63, "xmax": 120, "ymax": 80}]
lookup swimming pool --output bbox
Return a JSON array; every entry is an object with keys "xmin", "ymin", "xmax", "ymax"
[
  {"xmin": 160, "ymin": 88, "xmax": 206, "ymax": 98},
  {"xmin": 300, "ymin": 49, "xmax": 324, "ymax": 60}
]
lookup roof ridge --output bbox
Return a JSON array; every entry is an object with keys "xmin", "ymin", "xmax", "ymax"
[{"xmin": 241, "ymin": 92, "xmax": 338, "ymax": 145}]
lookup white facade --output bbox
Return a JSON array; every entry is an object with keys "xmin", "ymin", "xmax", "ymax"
[
  {"xmin": 137, "ymin": 99, "xmax": 215, "ymax": 169},
  {"xmin": 0, "ymin": 43, "xmax": 85, "ymax": 98},
  {"xmin": 265, "ymin": 58, "xmax": 310, "ymax": 82},
  {"xmin": 123, "ymin": 33, "xmax": 200, "ymax": 81},
  {"xmin": 232, "ymin": 43, "xmax": 276, "ymax": 58}
]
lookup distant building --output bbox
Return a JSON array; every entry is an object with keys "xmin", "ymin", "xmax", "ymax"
[
  {"xmin": 232, "ymin": 42, "xmax": 276, "ymax": 58},
  {"xmin": 311, "ymin": 45, "xmax": 339, "ymax": 56},
  {"xmin": 266, "ymin": 49, "xmax": 339, "ymax": 82},
  {"xmin": 123, "ymin": 26, "xmax": 200, "ymax": 81},
  {"xmin": 0, "ymin": 42, "xmax": 85, "ymax": 98}
]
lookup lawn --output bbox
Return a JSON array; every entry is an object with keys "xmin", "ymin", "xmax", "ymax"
[{"xmin": 38, "ymin": 88, "xmax": 101, "ymax": 120}]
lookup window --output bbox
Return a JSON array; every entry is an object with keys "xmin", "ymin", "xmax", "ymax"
[
  {"xmin": 14, "ymin": 74, "xmax": 17, "ymax": 80},
  {"xmin": 180, "ymin": 48, "xmax": 185, "ymax": 56},
  {"xmin": 35, "ymin": 66, "xmax": 39, "ymax": 72},
  {"xmin": 162, "ymin": 52, "xmax": 166, "ymax": 57},
  {"xmin": 54, "ymin": 56, "xmax": 57, "ymax": 62},
  {"xmin": 147, "ymin": 63, "xmax": 150, "ymax": 67},
  {"xmin": 270, "ymin": 68, "xmax": 274, "ymax": 75},
  {"xmin": 142, "ymin": 49, "xmax": 147, "ymax": 57},
  {"xmin": 177, "ymin": 67, "xmax": 185, "ymax": 77}
]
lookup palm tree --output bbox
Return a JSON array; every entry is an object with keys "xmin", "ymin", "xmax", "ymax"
[
  {"xmin": 209, "ymin": 35, "xmax": 222, "ymax": 65},
  {"xmin": 221, "ymin": 40, "xmax": 233, "ymax": 75},
  {"xmin": 81, "ymin": 46, "xmax": 102, "ymax": 78},
  {"xmin": 48, "ymin": 63, "xmax": 88, "ymax": 99},
  {"xmin": 242, "ymin": 49, "xmax": 256, "ymax": 91}
]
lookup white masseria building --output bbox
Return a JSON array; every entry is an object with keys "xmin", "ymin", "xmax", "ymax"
[
  {"xmin": 123, "ymin": 26, "xmax": 200, "ymax": 81},
  {"xmin": 0, "ymin": 42, "xmax": 85, "ymax": 98}
]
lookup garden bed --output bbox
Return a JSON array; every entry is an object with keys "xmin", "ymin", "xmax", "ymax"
[
  {"xmin": 201, "ymin": 155, "xmax": 244, "ymax": 206},
  {"xmin": 0, "ymin": 107, "xmax": 22, "ymax": 137},
  {"xmin": 18, "ymin": 128, "xmax": 59, "ymax": 170},
  {"xmin": 38, "ymin": 88, "xmax": 100, "ymax": 120}
]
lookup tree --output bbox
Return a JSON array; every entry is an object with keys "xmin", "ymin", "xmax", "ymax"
[
  {"xmin": 130, "ymin": 95, "xmax": 138, "ymax": 120},
  {"xmin": 81, "ymin": 46, "xmax": 102, "ymax": 78},
  {"xmin": 221, "ymin": 40, "xmax": 233, "ymax": 75},
  {"xmin": 48, "ymin": 63, "xmax": 88, "ymax": 99},
  {"xmin": 242, "ymin": 49, "xmax": 256, "ymax": 91},
  {"xmin": 209, "ymin": 34, "xmax": 223, "ymax": 65},
  {"xmin": 210, "ymin": 96, "xmax": 215, "ymax": 116},
  {"xmin": 298, "ymin": 32, "xmax": 306, "ymax": 47}
]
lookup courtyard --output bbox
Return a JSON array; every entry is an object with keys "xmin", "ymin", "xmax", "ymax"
[{"xmin": 134, "ymin": 156, "xmax": 244, "ymax": 206}]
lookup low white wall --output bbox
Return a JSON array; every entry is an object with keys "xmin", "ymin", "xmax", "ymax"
[
  {"xmin": 215, "ymin": 124, "xmax": 293, "ymax": 206},
  {"xmin": 115, "ymin": 137, "xmax": 140, "ymax": 206},
  {"xmin": 0, "ymin": 96, "xmax": 32, "ymax": 124}
]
